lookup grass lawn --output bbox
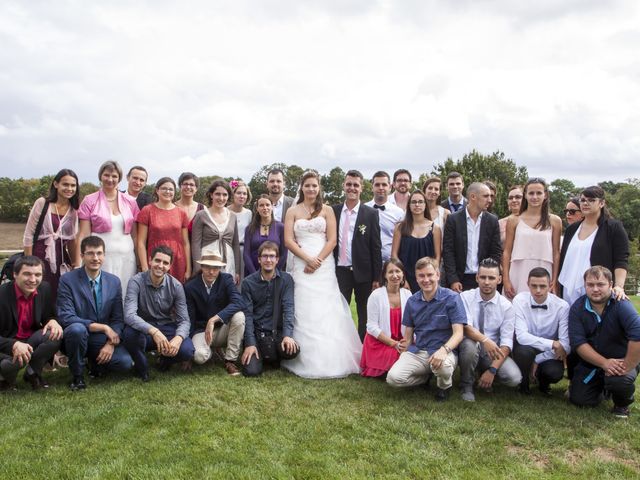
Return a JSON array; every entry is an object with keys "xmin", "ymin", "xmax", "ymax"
[{"xmin": 1, "ymin": 299, "xmax": 639, "ymax": 478}]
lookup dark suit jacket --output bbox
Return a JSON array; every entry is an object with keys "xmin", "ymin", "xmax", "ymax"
[
  {"xmin": 0, "ymin": 281, "xmax": 56, "ymax": 355},
  {"xmin": 442, "ymin": 209, "xmax": 502, "ymax": 286},
  {"xmin": 184, "ymin": 272, "xmax": 244, "ymax": 334},
  {"xmin": 441, "ymin": 197, "xmax": 468, "ymax": 213},
  {"xmin": 56, "ymin": 268, "xmax": 124, "ymax": 335},
  {"xmin": 558, "ymin": 216, "xmax": 629, "ymax": 295},
  {"xmin": 332, "ymin": 203, "xmax": 382, "ymax": 284}
]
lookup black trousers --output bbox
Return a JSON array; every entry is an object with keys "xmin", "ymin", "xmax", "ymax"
[
  {"xmin": 243, "ymin": 334, "xmax": 299, "ymax": 377},
  {"xmin": 336, "ymin": 266, "xmax": 371, "ymax": 341},
  {"xmin": 570, "ymin": 362, "xmax": 639, "ymax": 408},
  {"xmin": 512, "ymin": 344, "xmax": 564, "ymax": 388},
  {"xmin": 0, "ymin": 330, "xmax": 61, "ymax": 384}
]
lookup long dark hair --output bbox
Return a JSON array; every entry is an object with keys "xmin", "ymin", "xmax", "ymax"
[
  {"xmin": 399, "ymin": 191, "xmax": 431, "ymax": 236},
  {"xmin": 380, "ymin": 258, "xmax": 406, "ymax": 288},
  {"xmin": 421, "ymin": 177, "xmax": 442, "ymax": 204},
  {"xmin": 581, "ymin": 186, "xmax": 611, "ymax": 221},
  {"xmin": 296, "ymin": 170, "xmax": 323, "ymax": 219},
  {"xmin": 520, "ymin": 178, "xmax": 551, "ymax": 230},
  {"xmin": 46, "ymin": 169, "xmax": 80, "ymax": 209},
  {"xmin": 247, "ymin": 194, "xmax": 274, "ymax": 236},
  {"xmin": 205, "ymin": 180, "xmax": 231, "ymax": 207}
]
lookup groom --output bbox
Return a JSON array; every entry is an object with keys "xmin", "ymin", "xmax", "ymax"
[{"xmin": 333, "ymin": 169, "xmax": 382, "ymax": 341}]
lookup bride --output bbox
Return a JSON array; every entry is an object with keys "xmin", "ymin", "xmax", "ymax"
[{"xmin": 281, "ymin": 170, "xmax": 362, "ymax": 378}]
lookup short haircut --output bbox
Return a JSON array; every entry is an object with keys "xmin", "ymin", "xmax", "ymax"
[
  {"xmin": 127, "ymin": 166, "xmax": 148, "ymax": 178},
  {"xmin": 446, "ymin": 171, "xmax": 463, "ymax": 182},
  {"xmin": 393, "ymin": 169, "xmax": 412, "ymax": 182},
  {"xmin": 583, "ymin": 265, "xmax": 613, "ymax": 283},
  {"xmin": 478, "ymin": 257, "xmax": 501, "ymax": 274},
  {"xmin": 178, "ymin": 172, "xmax": 200, "ymax": 188},
  {"xmin": 153, "ymin": 177, "xmax": 177, "ymax": 202},
  {"xmin": 81, "ymin": 235, "xmax": 106, "ymax": 254},
  {"xmin": 484, "ymin": 180, "xmax": 497, "ymax": 193},
  {"xmin": 258, "ymin": 241, "xmax": 280, "ymax": 257},
  {"xmin": 151, "ymin": 245, "xmax": 174, "ymax": 262},
  {"xmin": 371, "ymin": 171, "xmax": 390, "ymax": 183},
  {"xmin": 14, "ymin": 255, "xmax": 44, "ymax": 275},
  {"xmin": 415, "ymin": 256, "xmax": 439, "ymax": 272},
  {"xmin": 528, "ymin": 267, "xmax": 550, "ymax": 281},
  {"xmin": 267, "ymin": 168, "xmax": 285, "ymax": 179},
  {"xmin": 467, "ymin": 182, "xmax": 487, "ymax": 196},
  {"xmin": 231, "ymin": 180, "xmax": 252, "ymax": 204},
  {"xmin": 98, "ymin": 160, "xmax": 123, "ymax": 182},
  {"xmin": 345, "ymin": 169, "xmax": 364, "ymax": 181}
]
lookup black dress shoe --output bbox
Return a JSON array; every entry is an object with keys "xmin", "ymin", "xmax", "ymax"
[
  {"xmin": 135, "ymin": 370, "xmax": 150, "ymax": 382},
  {"xmin": 435, "ymin": 387, "xmax": 450, "ymax": 402},
  {"xmin": 518, "ymin": 383, "xmax": 531, "ymax": 395},
  {"xmin": 0, "ymin": 380, "xmax": 17, "ymax": 392},
  {"xmin": 155, "ymin": 356, "xmax": 172, "ymax": 372},
  {"xmin": 70, "ymin": 376, "xmax": 87, "ymax": 391},
  {"xmin": 24, "ymin": 371, "xmax": 48, "ymax": 390},
  {"xmin": 538, "ymin": 383, "xmax": 552, "ymax": 396}
]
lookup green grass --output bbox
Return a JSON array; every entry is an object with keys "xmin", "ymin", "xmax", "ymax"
[
  {"xmin": 2, "ymin": 361, "xmax": 640, "ymax": 478},
  {"xmin": 2, "ymin": 297, "xmax": 639, "ymax": 478}
]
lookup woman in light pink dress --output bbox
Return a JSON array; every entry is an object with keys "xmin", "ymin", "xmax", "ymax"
[{"xmin": 502, "ymin": 178, "xmax": 562, "ymax": 299}]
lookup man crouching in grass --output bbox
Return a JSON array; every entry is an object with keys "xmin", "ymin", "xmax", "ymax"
[
  {"xmin": 386, "ymin": 257, "xmax": 466, "ymax": 402},
  {"xmin": 123, "ymin": 245, "xmax": 194, "ymax": 382}
]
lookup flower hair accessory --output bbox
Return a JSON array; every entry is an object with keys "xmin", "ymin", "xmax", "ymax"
[{"xmin": 230, "ymin": 180, "xmax": 239, "ymax": 189}]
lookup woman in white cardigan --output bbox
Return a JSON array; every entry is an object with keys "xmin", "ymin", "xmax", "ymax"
[{"xmin": 360, "ymin": 259, "xmax": 412, "ymax": 378}]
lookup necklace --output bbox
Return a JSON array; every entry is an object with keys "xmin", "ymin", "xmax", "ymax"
[{"xmin": 302, "ymin": 203, "xmax": 314, "ymax": 216}]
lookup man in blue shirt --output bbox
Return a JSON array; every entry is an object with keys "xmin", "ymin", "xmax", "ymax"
[
  {"xmin": 569, "ymin": 266, "xmax": 640, "ymax": 418},
  {"xmin": 387, "ymin": 257, "xmax": 466, "ymax": 401}
]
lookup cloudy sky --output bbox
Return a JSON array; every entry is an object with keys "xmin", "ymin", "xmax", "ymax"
[{"xmin": 1, "ymin": 0, "xmax": 639, "ymax": 187}]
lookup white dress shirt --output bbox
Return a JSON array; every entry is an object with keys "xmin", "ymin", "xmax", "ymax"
[
  {"xmin": 365, "ymin": 199, "xmax": 404, "ymax": 262},
  {"xmin": 460, "ymin": 288, "xmax": 515, "ymax": 350},
  {"xmin": 464, "ymin": 208, "xmax": 483, "ymax": 274},
  {"xmin": 513, "ymin": 292, "xmax": 570, "ymax": 364},
  {"xmin": 338, "ymin": 202, "xmax": 360, "ymax": 267},
  {"xmin": 273, "ymin": 195, "xmax": 284, "ymax": 222}
]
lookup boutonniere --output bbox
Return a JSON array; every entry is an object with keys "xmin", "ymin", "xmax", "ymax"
[{"xmin": 358, "ymin": 224, "xmax": 367, "ymax": 235}]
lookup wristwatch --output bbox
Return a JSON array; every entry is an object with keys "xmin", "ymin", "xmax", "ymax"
[{"xmin": 488, "ymin": 366, "xmax": 498, "ymax": 375}]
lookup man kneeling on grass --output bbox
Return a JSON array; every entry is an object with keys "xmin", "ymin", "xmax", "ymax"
[
  {"xmin": 123, "ymin": 245, "xmax": 194, "ymax": 381},
  {"xmin": 386, "ymin": 257, "xmax": 466, "ymax": 402},
  {"xmin": 0, "ymin": 256, "xmax": 63, "ymax": 391},
  {"xmin": 569, "ymin": 266, "xmax": 640, "ymax": 418},
  {"xmin": 240, "ymin": 241, "xmax": 299, "ymax": 376},
  {"xmin": 458, "ymin": 258, "xmax": 522, "ymax": 402},
  {"xmin": 185, "ymin": 249, "xmax": 245, "ymax": 376}
]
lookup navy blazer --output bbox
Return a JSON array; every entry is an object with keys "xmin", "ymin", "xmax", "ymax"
[
  {"xmin": 442, "ymin": 209, "xmax": 502, "ymax": 286},
  {"xmin": 0, "ymin": 280, "xmax": 56, "ymax": 355},
  {"xmin": 184, "ymin": 272, "xmax": 244, "ymax": 334},
  {"xmin": 56, "ymin": 268, "xmax": 124, "ymax": 335}
]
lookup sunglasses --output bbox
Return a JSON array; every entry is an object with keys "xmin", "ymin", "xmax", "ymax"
[{"xmin": 563, "ymin": 209, "xmax": 580, "ymax": 215}]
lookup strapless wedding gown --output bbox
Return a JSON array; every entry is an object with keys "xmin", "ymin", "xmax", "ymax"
[{"xmin": 281, "ymin": 216, "xmax": 362, "ymax": 378}]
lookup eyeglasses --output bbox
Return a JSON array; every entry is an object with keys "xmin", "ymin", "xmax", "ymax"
[
  {"xmin": 181, "ymin": 183, "xmax": 197, "ymax": 188},
  {"xmin": 563, "ymin": 209, "xmax": 580, "ymax": 215},
  {"xmin": 579, "ymin": 197, "xmax": 599, "ymax": 204},
  {"xmin": 507, "ymin": 195, "xmax": 523, "ymax": 200},
  {"xmin": 260, "ymin": 254, "xmax": 277, "ymax": 260},
  {"xmin": 159, "ymin": 187, "xmax": 175, "ymax": 193},
  {"xmin": 410, "ymin": 200, "xmax": 425, "ymax": 205}
]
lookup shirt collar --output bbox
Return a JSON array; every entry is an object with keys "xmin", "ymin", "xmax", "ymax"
[
  {"xmin": 14, "ymin": 282, "xmax": 37, "ymax": 300},
  {"xmin": 584, "ymin": 295, "xmax": 614, "ymax": 321},
  {"xmin": 273, "ymin": 195, "xmax": 283, "ymax": 207},
  {"xmin": 420, "ymin": 286, "xmax": 442, "ymax": 302},
  {"xmin": 144, "ymin": 271, "xmax": 167, "ymax": 289},
  {"xmin": 87, "ymin": 270, "xmax": 102, "ymax": 284},
  {"xmin": 260, "ymin": 268, "xmax": 281, "ymax": 282},
  {"xmin": 476, "ymin": 289, "xmax": 498, "ymax": 305},
  {"xmin": 202, "ymin": 275, "xmax": 216, "ymax": 290},
  {"xmin": 465, "ymin": 207, "xmax": 483, "ymax": 221},
  {"xmin": 342, "ymin": 202, "xmax": 360, "ymax": 215}
]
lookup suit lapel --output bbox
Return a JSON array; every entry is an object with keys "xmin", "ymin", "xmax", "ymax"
[{"xmin": 9, "ymin": 285, "xmax": 18, "ymax": 328}]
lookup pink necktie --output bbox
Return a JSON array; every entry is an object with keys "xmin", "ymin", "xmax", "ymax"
[{"xmin": 339, "ymin": 209, "xmax": 351, "ymax": 265}]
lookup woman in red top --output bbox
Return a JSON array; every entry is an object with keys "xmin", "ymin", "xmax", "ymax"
[{"xmin": 137, "ymin": 177, "xmax": 191, "ymax": 283}]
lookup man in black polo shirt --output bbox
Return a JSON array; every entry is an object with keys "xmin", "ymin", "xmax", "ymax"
[
  {"xmin": 240, "ymin": 241, "xmax": 299, "ymax": 376},
  {"xmin": 569, "ymin": 266, "xmax": 640, "ymax": 418}
]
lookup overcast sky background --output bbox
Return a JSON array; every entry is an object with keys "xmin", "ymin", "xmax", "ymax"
[{"xmin": 1, "ymin": 0, "xmax": 639, "ymax": 187}]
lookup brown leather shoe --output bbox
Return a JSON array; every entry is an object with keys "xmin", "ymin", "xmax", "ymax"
[{"xmin": 224, "ymin": 361, "xmax": 241, "ymax": 376}]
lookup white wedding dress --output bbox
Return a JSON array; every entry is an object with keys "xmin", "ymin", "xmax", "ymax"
[{"xmin": 281, "ymin": 216, "xmax": 362, "ymax": 378}]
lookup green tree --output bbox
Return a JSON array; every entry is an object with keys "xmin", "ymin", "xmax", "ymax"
[
  {"xmin": 549, "ymin": 179, "xmax": 581, "ymax": 220},
  {"xmin": 431, "ymin": 150, "xmax": 528, "ymax": 218},
  {"xmin": 607, "ymin": 181, "xmax": 640, "ymax": 240},
  {"xmin": 321, "ymin": 166, "xmax": 346, "ymax": 205},
  {"xmin": 248, "ymin": 163, "xmax": 310, "ymax": 205}
]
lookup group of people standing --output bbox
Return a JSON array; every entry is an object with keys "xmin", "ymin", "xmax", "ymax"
[{"xmin": 2, "ymin": 163, "xmax": 639, "ymax": 418}]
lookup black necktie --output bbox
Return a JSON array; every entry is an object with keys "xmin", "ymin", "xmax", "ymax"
[
  {"xmin": 90, "ymin": 280, "xmax": 99, "ymax": 314},
  {"xmin": 373, "ymin": 204, "xmax": 385, "ymax": 211},
  {"xmin": 531, "ymin": 304, "xmax": 548, "ymax": 310}
]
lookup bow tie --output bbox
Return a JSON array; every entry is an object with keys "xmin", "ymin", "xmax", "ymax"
[
  {"xmin": 373, "ymin": 204, "xmax": 386, "ymax": 210},
  {"xmin": 531, "ymin": 304, "xmax": 548, "ymax": 310}
]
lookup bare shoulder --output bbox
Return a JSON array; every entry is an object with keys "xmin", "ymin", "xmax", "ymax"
[
  {"xmin": 321, "ymin": 204, "xmax": 336, "ymax": 219},
  {"xmin": 550, "ymin": 214, "xmax": 563, "ymax": 228}
]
